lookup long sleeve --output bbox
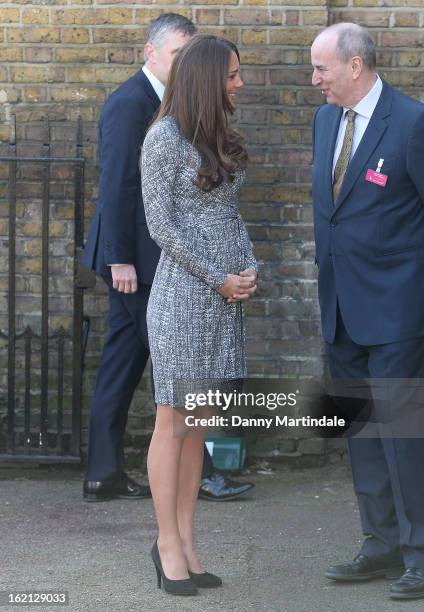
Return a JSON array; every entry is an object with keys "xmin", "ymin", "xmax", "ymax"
[
  {"xmin": 141, "ymin": 120, "xmax": 228, "ymax": 289},
  {"xmin": 99, "ymin": 95, "xmax": 154, "ymax": 265},
  {"xmin": 237, "ymin": 213, "xmax": 258, "ymax": 272}
]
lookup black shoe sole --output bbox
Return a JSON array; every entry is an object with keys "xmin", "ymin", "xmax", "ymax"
[
  {"xmin": 325, "ymin": 567, "xmax": 403, "ymax": 582},
  {"xmin": 198, "ymin": 488, "xmax": 252, "ymax": 502},
  {"xmin": 115, "ymin": 493, "xmax": 151, "ymax": 500},
  {"xmin": 83, "ymin": 493, "xmax": 150, "ymax": 502},
  {"xmin": 390, "ymin": 591, "xmax": 424, "ymax": 600},
  {"xmin": 83, "ymin": 494, "xmax": 116, "ymax": 503},
  {"xmin": 162, "ymin": 588, "xmax": 198, "ymax": 596}
]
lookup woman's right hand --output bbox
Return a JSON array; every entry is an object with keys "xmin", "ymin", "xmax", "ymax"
[{"xmin": 217, "ymin": 273, "xmax": 257, "ymax": 302}]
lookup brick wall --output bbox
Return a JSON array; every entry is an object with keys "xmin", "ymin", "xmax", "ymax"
[{"xmin": 0, "ymin": 1, "xmax": 423, "ymax": 466}]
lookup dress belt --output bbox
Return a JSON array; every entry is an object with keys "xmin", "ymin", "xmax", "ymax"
[{"xmin": 183, "ymin": 214, "xmax": 239, "ymax": 227}]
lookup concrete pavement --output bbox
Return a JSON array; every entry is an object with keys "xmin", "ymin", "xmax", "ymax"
[{"xmin": 0, "ymin": 463, "xmax": 422, "ymax": 612}]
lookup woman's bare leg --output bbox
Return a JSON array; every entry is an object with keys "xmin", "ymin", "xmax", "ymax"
[
  {"xmin": 177, "ymin": 432, "xmax": 206, "ymax": 573},
  {"xmin": 147, "ymin": 405, "xmax": 189, "ymax": 579}
]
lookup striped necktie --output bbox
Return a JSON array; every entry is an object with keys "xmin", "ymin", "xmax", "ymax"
[{"xmin": 333, "ymin": 109, "xmax": 356, "ymax": 204}]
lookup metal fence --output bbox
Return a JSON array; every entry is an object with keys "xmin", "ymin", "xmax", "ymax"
[{"xmin": 0, "ymin": 115, "xmax": 94, "ymax": 463}]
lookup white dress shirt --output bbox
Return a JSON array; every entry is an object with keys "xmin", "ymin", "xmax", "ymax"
[
  {"xmin": 142, "ymin": 65, "xmax": 165, "ymax": 102},
  {"xmin": 332, "ymin": 75, "xmax": 383, "ymax": 176}
]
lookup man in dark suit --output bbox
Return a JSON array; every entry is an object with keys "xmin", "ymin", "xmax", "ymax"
[
  {"xmin": 311, "ymin": 23, "xmax": 424, "ymax": 600},
  {"xmin": 83, "ymin": 13, "xmax": 254, "ymax": 503}
]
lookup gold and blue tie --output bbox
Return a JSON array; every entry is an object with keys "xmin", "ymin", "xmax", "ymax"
[{"xmin": 333, "ymin": 109, "xmax": 357, "ymax": 204}]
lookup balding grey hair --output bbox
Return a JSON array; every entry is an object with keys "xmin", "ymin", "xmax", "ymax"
[
  {"xmin": 321, "ymin": 23, "xmax": 376, "ymax": 70},
  {"xmin": 144, "ymin": 13, "xmax": 196, "ymax": 60}
]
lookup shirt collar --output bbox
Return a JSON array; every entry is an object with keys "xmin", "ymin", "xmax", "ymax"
[
  {"xmin": 142, "ymin": 65, "xmax": 165, "ymax": 102},
  {"xmin": 343, "ymin": 74, "xmax": 383, "ymax": 120}
]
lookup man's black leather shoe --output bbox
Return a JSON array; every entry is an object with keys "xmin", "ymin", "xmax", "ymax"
[
  {"xmin": 198, "ymin": 471, "xmax": 254, "ymax": 501},
  {"xmin": 83, "ymin": 474, "xmax": 151, "ymax": 502},
  {"xmin": 325, "ymin": 551, "xmax": 404, "ymax": 582},
  {"xmin": 390, "ymin": 568, "xmax": 424, "ymax": 600}
]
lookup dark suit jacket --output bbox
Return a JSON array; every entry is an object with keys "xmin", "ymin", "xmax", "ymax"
[
  {"xmin": 83, "ymin": 69, "xmax": 161, "ymax": 285},
  {"xmin": 312, "ymin": 81, "xmax": 424, "ymax": 345}
]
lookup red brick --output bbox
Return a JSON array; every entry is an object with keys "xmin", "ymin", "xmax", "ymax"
[
  {"xmin": 393, "ymin": 11, "xmax": 419, "ymax": 27},
  {"xmin": 106, "ymin": 48, "xmax": 135, "ymax": 64},
  {"xmin": 380, "ymin": 31, "xmax": 423, "ymax": 47},
  {"xmin": 195, "ymin": 9, "xmax": 220, "ymax": 25},
  {"xmin": 331, "ymin": 10, "xmax": 389, "ymax": 26},
  {"xmin": 224, "ymin": 9, "xmax": 271, "ymax": 25},
  {"xmin": 284, "ymin": 10, "xmax": 299, "ymax": 26}
]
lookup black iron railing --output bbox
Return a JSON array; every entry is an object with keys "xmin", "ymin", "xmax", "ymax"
[{"xmin": 0, "ymin": 115, "xmax": 94, "ymax": 462}]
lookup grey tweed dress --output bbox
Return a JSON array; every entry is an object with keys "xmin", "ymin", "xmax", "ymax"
[{"xmin": 141, "ymin": 116, "xmax": 257, "ymax": 406}]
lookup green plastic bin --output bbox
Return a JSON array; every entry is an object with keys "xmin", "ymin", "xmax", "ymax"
[{"xmin": 205, "ymin": 436, "xmax": 246, "ymax": 472}]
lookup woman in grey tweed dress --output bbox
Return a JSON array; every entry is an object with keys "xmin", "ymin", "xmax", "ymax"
[
  {"xmin": 140, "ymin": 35, "xmax": 257, "ymax": 595},
  {"xmin": 142, "ymin": 115, "xmax": 257, "ymax": 405}
]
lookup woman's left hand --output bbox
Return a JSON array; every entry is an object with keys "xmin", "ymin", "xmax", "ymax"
[{"xmin": 227, "ymin": 268, "xmax": 257, "ymax": 303}]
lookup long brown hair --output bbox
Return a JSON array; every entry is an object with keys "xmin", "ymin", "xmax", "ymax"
[{"xmin": 155, "ymin": 34, "xmax": 248, "ymax": 192}]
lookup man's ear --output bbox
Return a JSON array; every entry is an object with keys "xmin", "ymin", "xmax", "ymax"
[
  {"xmin": 351, "ymin": 56, "xmax": 363, "ymax": 81},
  {"xmin": 144, "ymin": 43, "xmax": 155, "ymax": 63}
]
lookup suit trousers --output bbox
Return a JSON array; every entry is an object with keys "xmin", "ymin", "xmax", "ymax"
[
  {"xmin": 85, "ymin": 279, "xmax": 215, "ymax": 481},
  {"xmin": 326, "ymin": 307, "xmax": 424, "ymax": 568},
  {"xmin": 85, "ymin": 281, "xmax": 151, "ymax": 480}
]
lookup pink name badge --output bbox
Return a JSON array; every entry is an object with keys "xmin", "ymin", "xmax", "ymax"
[{"xmin": 365, "ymin": 169, "xmax": 388, "ymax": 187}]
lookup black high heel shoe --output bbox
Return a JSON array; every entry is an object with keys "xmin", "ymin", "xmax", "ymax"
[
  {"xmin": 151, "ymin": 540, "xmax": 198, "ymax": 596},
  {"xmin": 188, "ymin": 570, "xmax": 223, "ymax": 588}
]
